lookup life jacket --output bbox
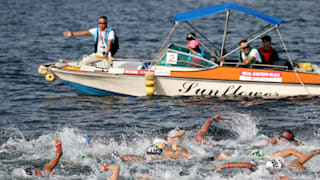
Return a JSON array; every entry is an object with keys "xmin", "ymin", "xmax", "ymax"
[
  {"xmin": 259, "ymin": 47, "xmax": 274, "ymax": 65},
  {"xmin": 187, "ymin": 52, "xmax": 204, "ymax": 67},
  {"xmin": 238, "ymin": 47, "xmax": 257, "ymax": 68},
  {"xmin": 199, "ymin": 45, "xmax": 204, "ymax": 57},
  {"xmin": 94, "ymin": 27, "xmax": 119, "ymax": 56}
]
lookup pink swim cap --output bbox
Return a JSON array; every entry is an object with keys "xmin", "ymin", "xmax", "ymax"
[{"xmin": 188, "ymin": 40, "xmax": 200, "ymax": 49}]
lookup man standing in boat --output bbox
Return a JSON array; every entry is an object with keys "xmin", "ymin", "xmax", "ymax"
[
  {"xmin": 259, "ymin": 35, "xmax": 279, "ymax": 65},
  {"xmin": 63, "ymin": 16, "xmax": 119, "ymax": 66},
  {"xmin": 237, "ymin": 40, "xmax": 263, "ymax": 68}
]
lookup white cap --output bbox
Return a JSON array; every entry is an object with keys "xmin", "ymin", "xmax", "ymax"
[
  {"xmin": 153, "ymin": 138, "xmax": 166, "ymax": 145},
  {"xmin": 265, "ymin": 158, "xmax": 282, "ymax": 169}
]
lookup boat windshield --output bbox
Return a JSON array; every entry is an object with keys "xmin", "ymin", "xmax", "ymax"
[{"xmin": 156, "ymin": 44, "xmax": 216, "ymax": 68}]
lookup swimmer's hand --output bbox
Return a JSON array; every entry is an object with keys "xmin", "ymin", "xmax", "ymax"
[
  {"xmin": 213, "ymin": 114, "xmax": 222, "ymax": 122},
  {"xmin": 215, "ymin": 164, "xmax": 224, "ymax": 171},
  {"xmin": 55, "ymin": 138, "xmax": 62, "ymax": 149},
  {"xmin": 99, "ymin": 165, "xmax": 108, "ymax": 172}
]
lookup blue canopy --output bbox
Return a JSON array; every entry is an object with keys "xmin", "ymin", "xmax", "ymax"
[{"xmin": 173, "ymin": 3, "xmax": 282, "ymax": 25}]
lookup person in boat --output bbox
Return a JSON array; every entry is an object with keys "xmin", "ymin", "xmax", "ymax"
[
  {"xmin": 99, "ymin": 164, "xmax": 120, "ymax": 180},
  {"xmin": 24, "ymin": 138, "xmax": 63, "ymax": 177},
  {"xmin": 215, "ymin": 148, "xmax": 320, "ymax": 173},
  {"xmin": 63, "ymin": 16, "xmax": 119, "ymax": 67},
  {"xmin": 187, "ymin": 40, "xmax": 205, "ymax": 67},
  {"xmin": 186, "ymin": 33, "xmax": 204, "ymax": 56},
  {"xmin": 259, "ymin": 35, "xmax": 279, "ymax": 65},
  {"xmin": 237, "ymin": 40, "xmax": 263, "ymax": 68},
  {"xmin": 121, "ymin": 114, "xmax": 232, "ymax": 162},
  {"xmin": 268, "ymin": 130, "xmax": 302, "ymax": 146}
]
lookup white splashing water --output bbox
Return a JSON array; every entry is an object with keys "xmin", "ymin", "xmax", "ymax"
[{"xmin": 1, "ymin": 124, "xmax": 320, "ymax": 180}]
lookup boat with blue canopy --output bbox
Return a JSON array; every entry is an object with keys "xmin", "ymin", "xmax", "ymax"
[{"xmin": 38, "ymin": 3, "xmax": 320, "ymax": 98}]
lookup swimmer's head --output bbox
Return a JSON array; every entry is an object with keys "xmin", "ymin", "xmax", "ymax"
[
  {"xmin": 153, "ymin": 138, "xmax": 166, "ymax": 149},
  {"xmin": 250, "ymin": 149, "xmax": 264, "ymax": 159},
  {"xmin": 24, "ymin": 167, "xmax": 34, "ymax": 176},
  {"xmin": 80, "ymin": 135, "xmax": 91, "ymax": 144},
  {"xmin": 265, "ymin": 158, "xmax": 283, "ymax": 169},
  {"xmin": 146, "ymin": 144, "xmax": 163, "ymax": 155},
  {"xmin": 78, "ymin": 152, "xmax": 88, "ymax": 159},
  {"xmin": 280, "ymin": 130, "xmax": 295, "ymax": 141}
]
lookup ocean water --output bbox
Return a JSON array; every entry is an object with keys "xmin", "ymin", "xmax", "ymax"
[{"xmin": 0, "ymin": 0, "xmax": 320, "ymax": 179}]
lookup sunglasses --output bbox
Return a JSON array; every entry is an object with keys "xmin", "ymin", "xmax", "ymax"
[
  {"xmin": 241, "ymin": 46, "xmax": 250, "ymax": 50},
  {"xmin": 98, "ymin": 22, "xmax": 107, "ymax": 25}
]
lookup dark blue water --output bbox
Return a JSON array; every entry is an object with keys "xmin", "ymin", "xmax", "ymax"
[{"xmin": 1, "ymin": 0, "xmax": 320, "ymax": 179}]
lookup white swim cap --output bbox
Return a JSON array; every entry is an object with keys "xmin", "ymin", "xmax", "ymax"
[
  {"xmin": 266, "ymin": 158, "xmax": 282, "ymax": 169},
  {"xmin": 153, "ymin": 138, "xmax": 166, "ymax": 145}
]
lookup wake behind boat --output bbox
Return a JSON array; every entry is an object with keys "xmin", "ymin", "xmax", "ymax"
[{"xmin": 38, "ymin": 3, "xmax": 320, "ymax": 98}]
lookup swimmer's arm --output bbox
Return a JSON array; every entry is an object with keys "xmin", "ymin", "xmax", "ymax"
[
  {"xmin": 162, "ymin": 150, "xmax": 190, "ymax": 159},
  {"xmin": 276, "ymin": 176, "xmax": 296, "ymax": 180},
  {"xmin": 99, "ymin": 165, "xmax": 120, "ymax": 180},
  {"xmin": 267, "ymin": 138, "xmax": 279, "ymax": 144},
  {"xmin": 42, "ymin": 138, "xmax": 63, "ymax": 173},
  {"xmin": 170, "ymin": 130, "xmax": 185, "ymax": 138},
  {"xmin": 215, "ymin": 162, "xmax": 256, "ymax": 172},
  {"xmin": 272, "ymin": 149, "xmax": 303, "ymax": 159}
]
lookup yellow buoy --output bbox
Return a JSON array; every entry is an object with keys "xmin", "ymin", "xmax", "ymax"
[
  {"xmin": 45, "ymin": 72, "xmax": 56, "ymax": 82},
  {"xmin": 145, "ymin": 73, "xmax": 154, "ymax": 81},
  {"xmin": 38, "ymin": 65, "xmax": 48, "ymax": 75},
  {"xmin": 306, "ymin": 67, "xmax": 313, "ymax": 72},
  {"xmin": 145, "ymin": 87, "xmax": 154, "ymax": 95},
  {"xmin": 145, "ymin": 80, "xmax": 154, "ymax": 87},
  {"xmin": 299, "ymin": 62, "xmax": 313, "ymax": 72}
]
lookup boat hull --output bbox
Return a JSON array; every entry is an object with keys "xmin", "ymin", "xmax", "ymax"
[{"xmin": 51, "ymin": 66, "xmax": 320, "ymax": 98}]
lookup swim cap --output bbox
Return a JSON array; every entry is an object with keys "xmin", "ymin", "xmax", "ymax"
[
  {"xmin": 146, "ymin": 144, "xmax": 163, "ymax": 155},
  {"xmin": 188, "ymin": 40, "xmax": 200, "ymax": 49},
  {"xmin": 24, "ymin": 167, "xmax": 35, "ymax": 176},
  {"xmin": 266, "ymin": 158, "xmax": 282, "ymax": 169},
  {"xmin": 281, "ymin": 130, "xmax": 294, "ymax": 141},
  {"xmin": 153, "ymin": 138, "xmax": 166, "ymax": 148},
  {"xmin": 250, "ymin": 149, "xmax": 264, "ymax": 158},
  {"xmin": 80, "ymin": 135, "xmax": 91, "ymax": 144},
  {"xmin": 78, "ymin": 152, "xmax": 88, "ymax": 159}
]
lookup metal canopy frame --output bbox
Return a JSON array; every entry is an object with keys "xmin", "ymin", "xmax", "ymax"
[
  {"xmin": 155, "ymin": 3, "xmax": 311, "ymax": 95},
  {"xmin": 157, "ymin": 3, "xmax": 293, "ymax": 65}
]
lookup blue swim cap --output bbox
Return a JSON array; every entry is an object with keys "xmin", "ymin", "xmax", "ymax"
[{"xmin": 80, "ymin": 136, "xmax": 91, "ymax": 144}]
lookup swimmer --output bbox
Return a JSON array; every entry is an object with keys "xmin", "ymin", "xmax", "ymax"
[
  {"xmin": 268, "ymin": 130, "xmax": 302, "ymax": 146},
  {"xmin": 215, "ymin": 148, "xmax": 320, "ymax": 173},
  {"xmin": 165, "ymin": 114, "xmax": 222, "ymax": 148},
  {"xmin": 121, "ymin": 114, "xmax": 231, "ymax": 162},
  {"xmin": 195, "ymin": 114, "xmax": 222, "ymax": 144},
  {"xmin": 24, "ymin": 138, "xmax": 63, "ymax": 177},
  {"xmin": 121, "ymin": 138, "xmax": 190, "ymax": 162},
  {"xmin": 99, "ymin": 164, "xmax": 120, "ymax": 180}
]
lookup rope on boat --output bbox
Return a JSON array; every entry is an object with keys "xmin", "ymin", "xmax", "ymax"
[
  {"xmin": 222, "ymin": 25, "xmax": 278, "ymax": 59},
  {"xmin": 158, "ymin": 22, "xmax": 178, "ymax": 54},
  {"xmin": 185, "ymin": 21, "xmax": 220, "ymax": 51},
  {"xmin": 176, "ymin": 22, "xmax": 220, "ymax": 59},
  {"xmin": 276, "ymin": 26, "xmax": 312, "ymax": 95},
  {"xmin": 226, "ymin": 24, "xmax": 272, "ymax": 52}
]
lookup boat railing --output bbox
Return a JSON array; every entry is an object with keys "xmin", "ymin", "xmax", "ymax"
[{"xmin": 155, "ymin": 46, "xmax": 218, "ymax": 69}]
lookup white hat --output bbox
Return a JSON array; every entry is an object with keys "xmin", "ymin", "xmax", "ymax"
[
  {"xmin": 266, "ymin": 158, "xmax": 283, "ymax": 169},
  {"xmin": 153, "ymin": 138, "xmax": 166, "ymax": 145}
]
